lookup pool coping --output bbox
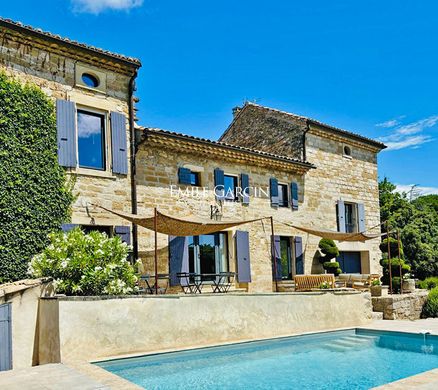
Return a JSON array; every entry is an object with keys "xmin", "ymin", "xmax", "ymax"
[{"xmin": 66, "ymin": 323, "xmax": 438, "ymax": 390}]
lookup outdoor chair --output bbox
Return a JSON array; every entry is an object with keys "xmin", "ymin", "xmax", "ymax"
[
  {"xmin": 211, "ymin": 272, "xmax": 235, "ymax": 293},
  {"xmin": 177, "ymin": 272, "xmax": 203, "ymax": 294}
]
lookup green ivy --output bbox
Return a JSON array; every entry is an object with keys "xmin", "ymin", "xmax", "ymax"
[{"xmin": 0, "ymin": 73, "xmax": 74, "ymax": 283}]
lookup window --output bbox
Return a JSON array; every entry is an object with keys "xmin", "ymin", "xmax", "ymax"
[
  {"xmin": 224, "ymin": 175, "xmax": 238, "ymax": 201},
  {"xmin": 278, "ymin": 183, "xmax": 288, "ymax": 207},
  {"xmin": 280, "ymin": 237, "xmax": 293, "ymax": 280},
  {"xmin": 188, "ymin": 233, "xmax": 229, "ymax": 282},
  {"xmin": 343, "ymin": 145, "xmax": 352, "ymax": 157},
  {"xmin": 189, "ymin": 171, "xmax": 200, "ymax": 186},
  {"xmin": 81, "ymin": 73, "xmax": 100, "ymax": 88},
  {"xmin": 77, "ymin": 110, "xmax": 105, "ymax": 170},
  {"xmin": 344, "ymin": 203, "xmax": 358, "ymax": 233}
]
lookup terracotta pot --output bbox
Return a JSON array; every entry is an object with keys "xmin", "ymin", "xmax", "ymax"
[{"xmin": 370, "ymin": 285, "xmax": 382, "ymax": 297}]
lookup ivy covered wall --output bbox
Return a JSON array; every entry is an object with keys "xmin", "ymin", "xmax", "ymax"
[{"xmin": 0, "ymin": 73, "xmax": 74, "ymax": 283}]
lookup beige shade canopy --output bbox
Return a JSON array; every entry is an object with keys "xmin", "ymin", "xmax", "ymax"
[
  {"xmin": 290, "ymin": 225, "xmax": 382, "ymax": 242},
  {"xmin": 94, "ymin": 205, "xmax": 266, "ymax": 236}
]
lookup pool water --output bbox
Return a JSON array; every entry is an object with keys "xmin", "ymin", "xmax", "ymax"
[{"xmin": 96, "ymin": 329, "xmax": 438, "ymax": 390}]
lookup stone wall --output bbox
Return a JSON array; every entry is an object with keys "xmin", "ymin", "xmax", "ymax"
[
  {"xmin": 372, "ymin": 291, "xmax": 428, "ymax": 320},
  {"xmin": 0, "ymin": 25, "xmax": 133, "ymax": 230},
  {"xmin": 220, "ymin": 104, "xmax": 306, "ymax": 160},
  {"xmin": 38, "ymin": 292, "xmax": 372, "ymax": 363}
]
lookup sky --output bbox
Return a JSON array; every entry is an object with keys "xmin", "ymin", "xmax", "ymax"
[{"xmin": 2, "ymin": 0, "xmax": 438, "ymax": 195}]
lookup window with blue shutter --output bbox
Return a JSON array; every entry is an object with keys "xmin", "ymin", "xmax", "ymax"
[
  {"xmin": 337, "ymin": 200, "xmax": 346, "ymax": 233},
  {"xmin": 56, "ymin": 99, "xmax": 77, "ymax": 168},
  {"xmin": 291, "ymin": 182, "xmax": 299, "ymax": 210},
  {"xmin": 169, "ymin": 236, "xmax": 189, "ymax": 286},
  {"xmin": 214, "ymin": 168, "xmax": 225, "ymax": 201},
  {"xmin": 235, "ymin": 230, "xmax": 251, "ymax": 282},
  {"xmin": 272, "ymin": 235, "xmax": 282, "ymax": 281},
  {"xmin": 240, "ymin": 173, "xmax": 250, "ymax": 205},
  {"xmin": 178, "ymin": 167, "xmax": 192, "ymax": 185},
  {"xmin": 294, "ymin": 236, "xmax": 304, "ymax": 274},
  {"xmin": 269, "ymin": 178, "xmax": 279, "ymax": 206},
  {"xmin": 111, "ymin": 112, "xmax": 128, "ymax": 175},
  {"xmin": 357, "ymin": 203, "xmax": 366, "ymax": 232},
  {"xmin": 114, "ymin": 226, "xmax": 131, "ymax": 245},
  {"xmin": 61, "ymin": 224, "xmax": 78, "ymax": 232}
]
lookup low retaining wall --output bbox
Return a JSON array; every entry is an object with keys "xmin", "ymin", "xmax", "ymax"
[
  {"xmin": 39, "ymin": 291, "xmax": 372, "ymax": 363},
  {"xmin": 372, "ymin": 291, "xmax": 428, "ymax": 320}
]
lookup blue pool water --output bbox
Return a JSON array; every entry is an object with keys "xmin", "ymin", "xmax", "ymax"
[{"xmin": 96, "ymin": 329, "xmax": 438, "ymax": 389}]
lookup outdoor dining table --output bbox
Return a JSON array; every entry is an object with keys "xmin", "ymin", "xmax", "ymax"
[
  {"xmin": 140, "ymin": 274, "xmax": 170, "ymax": 294},
  {"xmin": 177, "ymin": 272, "xmax": 236, "ymax": 294}
]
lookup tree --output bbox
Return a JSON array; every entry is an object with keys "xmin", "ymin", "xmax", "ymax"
[
  {"xmin": 0, "ymin": 73, "xmax": 74, "ymax": 283},
  {"xmin": 379, "ymin": 177, "xmax": 438, "ymax": 279}
]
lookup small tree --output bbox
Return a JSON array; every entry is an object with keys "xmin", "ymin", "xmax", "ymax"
[
  {"xmin": 318, "ymin": 239, "xmax": 342, "ymax": 276},
  {"xmin": 29, "ymin": 228, "xmax": 138, "ymax": 296},
  {"xmin": 0, "ymin": 73, "xmax": 74, "ymax": 282}
]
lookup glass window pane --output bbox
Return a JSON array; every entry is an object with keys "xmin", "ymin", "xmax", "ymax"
[
  {"xmin": 224, "ymin": 175, "xmax": 237, "ymax": 200},
  {"xmin": 77, "ymin": 110, "xmax": 105, "ymax": 170},
  {"xmin": 189, "ymin": 172, "xmax": 199, "ymax": 186},
  {"xmin": 278, "ymin": 184, "xmax": 288, "ymax": 207}
]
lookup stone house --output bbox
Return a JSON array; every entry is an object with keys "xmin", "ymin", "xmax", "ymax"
[
  {"xmin": 0, "ymin": 18, "xmax": 386, "ymax": 293},
  {"xmin": 0, "ymin": 18, "xmax": 141, "ymax": 255}
]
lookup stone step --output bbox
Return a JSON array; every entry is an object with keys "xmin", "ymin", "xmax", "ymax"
[{"xmin": 323, "ymin": 343, "xmax": 352, "ymax": 352}]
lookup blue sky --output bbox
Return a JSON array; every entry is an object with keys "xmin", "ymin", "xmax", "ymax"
[{"xmin": 3, "ymin": 0, "xmax": 438, "ymax": 194}]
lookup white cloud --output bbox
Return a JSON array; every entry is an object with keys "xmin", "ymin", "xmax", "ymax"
[
  {"xmin": 379, "ymin": 115, "xmax": 438, "ymax": 151},
  {"xmin": 78, "ymin": 114, "xmax": 102, "ymax": 138},
  {"xmin": 71, "ymin": 0, "xmax": 143, "ymax": 14},
  {"xmin": 376, "ymin": 119, "xmax": 401, "ymax": 128},
  {"xmin": 385, "ymin": 135, "xmax": 434, "ymax": 151},
  {"xmin": 396, "ymin": 184, "xmax": 438, "ymax": 196}
]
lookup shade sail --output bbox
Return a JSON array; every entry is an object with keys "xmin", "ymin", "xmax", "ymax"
[
  {"xmin": 290, "ymin": 225, "xmax": 382, "ymax": 242},
  {"xmin": 95, "ymin": 205, "xmax": 266, "ymax": 236}
]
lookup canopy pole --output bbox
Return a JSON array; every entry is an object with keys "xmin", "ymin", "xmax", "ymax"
[
  {"xmin": 270, "ymin": 216, "xmax": 278, "ymax": 293},
  {"xmin": 397, "ymin": 229, "xmax": 403, "ymax": 295},
  {"xmin": 387, "ymin": 221, "xmax": 392, "ymax": 294},
  {"xmin": 154, "ymin": 207, "xmax": 158, "ymax": 295}
]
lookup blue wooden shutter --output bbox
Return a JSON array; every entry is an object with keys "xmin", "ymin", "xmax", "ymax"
[
  {"xmin": 357, "ymin": 203, "xmax": 366, "ymax": 232},
  {"xmin": 270, "ymin": 178, "xmax": 279, "ymax": 206},
  {"xmin": 235, "ymin": 230, "xmax": 251, "ymax": 282},
  {"xmin": 61, "ymin": 224, "xmax": 78, "ymax": 232},
  {"xmin": 337, "ymin": 200, "xmax": 346, "ymax": 233},
  {"xmin": 0, "ymin": 303, "xmax": 12, "ymax": 371},
  {"xmin": 214, "ymin": 168, "xmax": 225, "ymax": 201},
  {"xmin": 272, "ymin": 235, "xmax": 282, "ymax": 281},
  {"xmin": 291, "ymin": 182, "xmax": 299, "ymax": 210},
  {"xmin": 169, "ymin": 236, "xmax": 189, "ymax": 286},
  {"xmin": 111, "ymin": 112, "xmax": 128, "ymax": 175},
  {"xmin": 240, "ymin": 173, "xmax": 250, "ymax": 205},
  {"xmin": 56, "ymin": 99, "xmax": 76, "ymax": 168},
  {"xmin": 178, "ymin": 167, "xmax": 192, "ymax": 184},
  {"xmin": 114, "ymin": 226, "xmax": 131, "ymax": 245},
  {"xmin": 294, "ymin": 236, "xmax": 304, "ymax": 274}
]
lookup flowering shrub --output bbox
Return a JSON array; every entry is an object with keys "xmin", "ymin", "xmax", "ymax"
[{"xmin": 29, "ymin": 228, "xmax": 138, "ymax": 296}]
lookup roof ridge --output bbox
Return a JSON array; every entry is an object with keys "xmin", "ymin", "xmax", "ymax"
[
  {"xmin": 139, "ymin": 126, "xmax": 314, "ymax": 167},
  {"xmin": 242, "ymin": 102, "xmax": 386, "ymax": 149},
  {"xmin": 0, "ymin": 17, "xmax": 141, "ymax": 67}
]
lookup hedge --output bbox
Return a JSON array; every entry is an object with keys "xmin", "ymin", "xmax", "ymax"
[{"xmin": 0, "ymin": 73, "xmax": 74, "ymax": 283}]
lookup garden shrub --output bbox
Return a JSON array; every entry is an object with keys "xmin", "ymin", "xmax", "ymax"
[
  {"xmin": 318, "ymin": 239, "xmax": 342, "ymax": 275},
  {"xmin": 417, "ymin": 277, "xmax": 438, "ymax": 290},
  {"xmin": 379, "ymin": 238, "xmax": 403, "ymax": 257},
  {"xmin": 0, "ymin": 73, "xmax": 74, "ymax": 283},
  {"xmin": 422, "ymin": 287, "xmax": 438, "ymax": 318},
  {"xmin": 28, "ymin": 228, "xmax": 138, "ymax": 295}
]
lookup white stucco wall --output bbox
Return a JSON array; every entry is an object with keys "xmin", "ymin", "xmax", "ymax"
[{"xmin": 39, "ymin": 292, "xmax": 372, "ymax": 363}]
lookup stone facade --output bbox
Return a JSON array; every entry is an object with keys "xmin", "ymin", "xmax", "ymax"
[
  {"xmin": 220, "ymin": 103, "xmax": 385, "ymax": 279},
  {"xmin": 0, "ymin": 19, "xmax": 140, "ymax": 233}
]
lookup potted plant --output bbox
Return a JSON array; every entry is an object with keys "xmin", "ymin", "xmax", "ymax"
[
  {"xmin": 319, "ymin": 281, "xmax": 330, "ymax": 290},
  {"xmin": 370, "ymin": 279, "xmax": 382, "ymax": 297}
]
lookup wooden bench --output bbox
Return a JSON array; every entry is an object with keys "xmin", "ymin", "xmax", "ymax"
[{"xmin": 294, "ymin": 274, "xmax": 335, "ymax": 292}]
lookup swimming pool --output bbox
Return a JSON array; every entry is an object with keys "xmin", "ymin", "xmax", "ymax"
[{"xmin": 96, "ymin": 329, "xmax": 438, "ymax": 389}]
